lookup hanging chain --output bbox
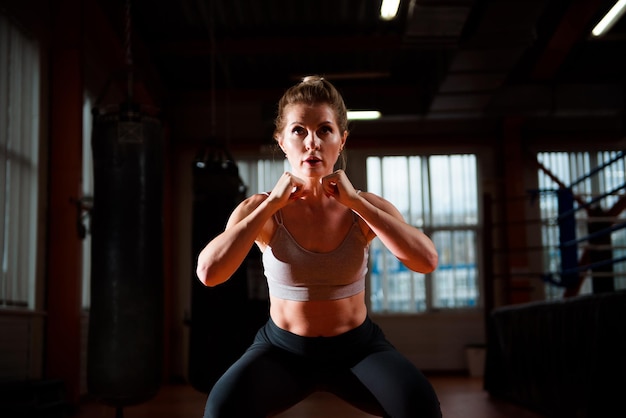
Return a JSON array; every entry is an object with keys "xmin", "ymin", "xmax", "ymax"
[
  {"xmin": 209, "ymin": 0, "xmax": 217, "ymax": 138},
  {"xmin": 125, "ymin": 0, "xmax": 134, "ymax": 101}
]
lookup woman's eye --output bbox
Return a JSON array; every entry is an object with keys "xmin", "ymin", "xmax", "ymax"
[
  {"xmin": 292, "ymin": 127, "xmax": 305, "ymax": 135},
  {"xmin": 318, "ymin": 126, "xmax": 333, "ymax": 135}
]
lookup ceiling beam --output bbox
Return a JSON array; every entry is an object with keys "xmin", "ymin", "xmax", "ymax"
[
  {"xmin": 155, "ymin": 34, "xmax": 406, "ymax": 56},
  {"xmin": 532, "ymin": 0, "xmax": 604, "ymax": 80}
]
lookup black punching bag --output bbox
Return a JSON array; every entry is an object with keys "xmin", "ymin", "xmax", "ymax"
[
  {"xmin": 188, "ymin": 142, "xmax": 258, "ymax": 393},
  {"xmin": 87, "ymin": 102, "xmax": 164, "ymax": 407}
]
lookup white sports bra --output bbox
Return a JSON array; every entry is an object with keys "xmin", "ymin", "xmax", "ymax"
[{"xmin": 262, "ymin": 209, "xmax": 369, "ymax": 301}]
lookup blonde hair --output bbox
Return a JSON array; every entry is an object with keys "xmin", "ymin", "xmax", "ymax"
[{"xmin": 273, "ymin": 75, "xmax": 349, "ymax": 140}]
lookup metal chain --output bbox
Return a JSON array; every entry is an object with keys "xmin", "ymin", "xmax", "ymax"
[{"xmin": 125, "ymin": 0, "xmax": 133, "ymax": 68}]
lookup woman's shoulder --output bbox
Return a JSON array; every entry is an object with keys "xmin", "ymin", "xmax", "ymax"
[
  {"xmin": 247, "ymin": 191, "xmax": 271, "ymax": 203},
  {"xmin": 234, "ymin": 192, "xmax": 270, "ymax": 216}
]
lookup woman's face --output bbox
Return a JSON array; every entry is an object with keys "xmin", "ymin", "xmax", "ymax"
[{"xmin": 277, "ymin": 103, "xmax": 347, "ymax": 179}]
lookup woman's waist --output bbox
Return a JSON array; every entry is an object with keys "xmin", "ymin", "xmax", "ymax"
[{"xmin": 269, "ymin": 291, "xmax": 367, "ymax": 337}]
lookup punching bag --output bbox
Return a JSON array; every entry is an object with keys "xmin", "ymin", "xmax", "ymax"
[
  {"xmin": 87, "ymin": 102, "xmax": 164, "ymax": 407},
  {"xmin": 188, "ymin": 141, "xmax": 267, "ymax": 393}
]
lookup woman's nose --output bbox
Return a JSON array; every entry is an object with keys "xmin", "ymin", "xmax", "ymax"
[{"xmin": 305, "ymin": 132, "xmax": 320, "ymax": 150}]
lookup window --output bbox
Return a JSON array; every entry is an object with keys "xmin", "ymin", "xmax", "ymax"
[
  {"xmin": 0, "ymin": 14, "xmax": 40, "ymax": 309},
  {"xmin": 537, "ymin": 151, "xmax": 626, "ymax": 299},
  {"xmin": 367, "ymin": 155, "xmax": 480, "ymax": 313}
]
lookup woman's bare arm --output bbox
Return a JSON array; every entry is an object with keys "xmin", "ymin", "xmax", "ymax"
[{"xmin": 196, "ymin": 194, "xmax": 274, "ymax": 286}]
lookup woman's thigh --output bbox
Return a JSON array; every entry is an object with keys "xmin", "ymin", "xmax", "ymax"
[
  {"xmin": 347, "ymin": 349, "xmax": 442, "ymax": 418},
  {"xmin": 203, "ymin": 344, "xmax": 314, "ymax": 418}
]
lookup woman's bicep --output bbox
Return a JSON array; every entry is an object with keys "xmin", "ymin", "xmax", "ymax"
[
  {"xmin": 224, "ymin": 194, "xmax": 268, "ymax": 229},
  {"xmin": 360, "ymin": 192, "xmax": 407, "ymax": 222},
  {"xmin": 355, "ymin": 192, "xmax": 406, "ymax": 240}
]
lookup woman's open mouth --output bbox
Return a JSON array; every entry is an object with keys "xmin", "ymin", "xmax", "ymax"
[{"xmin": 305, "ymin": 157, "xmax": 321, "ymax": 166}]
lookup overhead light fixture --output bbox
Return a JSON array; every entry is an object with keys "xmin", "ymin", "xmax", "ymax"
[
  {"xmin": 591, "ymin": 0, "xmax": 626, "ymax": 37},
  {"xmin": 380, "ymin": 0, "xmax": 401, "ymax": 21},
  {"xmin": 347, "ymin": 110, "xmax": 382, "ymax": 120}
]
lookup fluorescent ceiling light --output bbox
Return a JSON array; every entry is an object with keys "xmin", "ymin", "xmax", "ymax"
[
  {"xmin": 380, "ymin": 0, "xmax": 401, "ymax": 21},
  {"xmin": 591, "ymin": 0, "xmax": 626, "ymax": 37},
  {"xmin": 347, "ymin": 110, "xmax": 382, "ymax": 120}
]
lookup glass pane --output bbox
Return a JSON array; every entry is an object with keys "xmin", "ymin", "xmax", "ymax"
[
  {"xmin": 408, "ymin": 156, "xmax": 424, "ymax": 227},
  {"xmin": 82, "ymin": 98, "xmax": 93, "ymax": 308},
  {"xmin": 369, "ymin": 237, "xmax": 426, "ymax": 313},
  {"xmin": 0, "ymin": 18, "xmax": 39, "ymax": 309},
  {"xmin": 382, "ymin": 157, "xmax": 409, "ymax": 218},
  {"xmin": 432, "ymin": 230, "xmax": 478, "ymax": 308},
  {"xmin": 366, "ymin": 157, "xmax": 382, "ymax": 195},
  {"xmin": 429, "ymin": 155, "xmax": 478, "ymax": 226}
]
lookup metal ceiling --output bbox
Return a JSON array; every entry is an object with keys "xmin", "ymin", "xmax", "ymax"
[{"xmin": 100, "ymin": 0, "xmax": 626, "ymax": 146}]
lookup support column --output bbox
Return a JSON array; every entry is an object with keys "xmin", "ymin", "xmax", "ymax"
[
  {"xmin": 501, "ymin": 117, "xmax": 533, "ymax": 304},
  {"xmin": 45, "ymin": 0, "xmax": 84, "ymax": 405}
]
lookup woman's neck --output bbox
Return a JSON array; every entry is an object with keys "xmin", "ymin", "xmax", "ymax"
[{"xmin": 300, "ymin": 178, "xmax": 326, "ymax": 199}]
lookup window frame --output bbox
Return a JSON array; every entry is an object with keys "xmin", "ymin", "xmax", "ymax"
[{"xmin": 366, "ymin": 153, "xmax": 482, "ymax": 314}]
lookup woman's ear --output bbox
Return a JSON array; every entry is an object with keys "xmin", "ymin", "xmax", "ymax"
[
  {"xmin": 341, "ymin": 130, "xmax": 348, "ymax": 149},
  {"xmin": 275, "ymin": 137, "xmax": 285, "ymax": 155}
]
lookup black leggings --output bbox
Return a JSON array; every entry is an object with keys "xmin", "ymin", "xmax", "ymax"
[{"xmin": 203, "ymin": 317, "xmax": 442, "ymax": 418}]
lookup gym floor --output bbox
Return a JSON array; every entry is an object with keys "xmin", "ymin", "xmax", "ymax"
[{"xmin": 76, "ymin": 374, "xmax": 544, "ymax": 417}]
